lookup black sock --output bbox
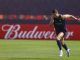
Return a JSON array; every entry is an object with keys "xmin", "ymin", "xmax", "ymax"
[
  {"xmin": 56, "ymin": 40, "xmax": 62, "ymax": 50},
  {"xmin": 62, "ymin": 44, "xmax": 68, "ymax": 50}
]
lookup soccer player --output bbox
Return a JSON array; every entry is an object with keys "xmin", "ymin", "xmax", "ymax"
[{"xmin": 44, "ymin": 9, "xmax": 79, "ymax": 57}]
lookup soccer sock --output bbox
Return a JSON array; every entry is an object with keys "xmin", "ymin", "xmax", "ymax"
[
  {"xmin": 56, "ymin": 40, "xmax": 62, "ymax": 50},
  {"xmin": 62, "ymin": 44, "xmax": 68, "ymax": 50}
]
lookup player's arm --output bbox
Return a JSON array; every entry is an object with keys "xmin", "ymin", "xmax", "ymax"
[
  {"xmin": 43, "ymin": 15, "xmax": 54, "ymax": 25},
  {"xmin": 49, "ymin": 16, "xmax": 55, "ymax": 31},
  {"xmin": 62, "ymin": 14, "xmax": 80, "ymax": 20},
  {"xmin": 49, "ymin": 15, "xmax": 54, "ymax": 25},
  {"xmin": 43, "ymin": 15, "xmax": 49, "ymax": 20},
  {"xmin": 43, "ymin": 15, "xmax": 54, "ymax": 26}
]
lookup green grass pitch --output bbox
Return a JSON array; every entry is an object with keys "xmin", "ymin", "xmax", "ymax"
[{"xmin": 0, "ymin": 40, "xmax": 80, "ymax": 60}]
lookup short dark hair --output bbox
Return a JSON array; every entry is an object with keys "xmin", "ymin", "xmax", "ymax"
[{"xmin": 52, "ymin": 9, "xmax": 58, "ymax": 13}]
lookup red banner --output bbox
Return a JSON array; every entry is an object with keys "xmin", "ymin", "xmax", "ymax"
[{"xmin": 0, "ymin": 24, "xmax": 80, "ymax": 40}]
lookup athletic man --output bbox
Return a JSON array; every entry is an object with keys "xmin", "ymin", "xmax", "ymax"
[{"xmin": 44, "ymin": 9, "xmax": 79, "ymax": 57}]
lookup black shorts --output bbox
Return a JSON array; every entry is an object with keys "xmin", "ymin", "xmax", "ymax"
[{"xmin": 56, "ymin": 30, "xmax": 67, "ymax": 37}]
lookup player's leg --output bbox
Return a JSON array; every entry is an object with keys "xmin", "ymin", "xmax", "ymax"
[
  {"xmin": 61, "ymin": 37, "xmax": 70, "ymax": 57},
  {"xmin": 61, "ymin": 38, "xmax": 68, "ymax": 50},
  {"xmin": 56, "ymin": 32, "xmax": 64, "ymax": 57}
]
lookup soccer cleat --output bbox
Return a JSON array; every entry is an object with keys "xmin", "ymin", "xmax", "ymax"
[
  {"xmin": 66, "ymin": 49, "xmax": 70, "ymax": 57},
  {"xmin": 59, "ymin": 50, "xmax": 63, "ymax": 57}
]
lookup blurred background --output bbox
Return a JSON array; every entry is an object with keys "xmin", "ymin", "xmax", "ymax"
[
  {"xmin": 0, "ymin": 0, "xmax": 79, "ymax": 15},
  {"xmin": 0, "ymin": 0, "xmax": 80, "ymax": 40}
]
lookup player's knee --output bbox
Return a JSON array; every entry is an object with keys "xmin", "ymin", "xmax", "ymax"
[
  {"xmin": 56, "ymin": 36, "xmax": 61, "ymax": 40},
  {"xmin": 57, "ymin": 32, "xmax": 64, "ymax": 40}
]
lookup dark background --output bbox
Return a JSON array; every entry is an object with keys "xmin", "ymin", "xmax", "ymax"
[{"xmin": 0, "ymin": 0, "xmax": 79, "ymax": 15}]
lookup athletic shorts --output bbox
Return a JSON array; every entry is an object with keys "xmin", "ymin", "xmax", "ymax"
[{"xmin": 56, "ymin": 30, "xmax": 67, "ymax": 37}]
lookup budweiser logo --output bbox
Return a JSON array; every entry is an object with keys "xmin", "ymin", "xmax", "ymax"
[{"xmin": 2, "ymin": 24, "xmax": 73, "ymax": 39}]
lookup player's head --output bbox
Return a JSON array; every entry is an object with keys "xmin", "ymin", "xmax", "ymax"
[{"xmin": 52, "ymin": 9, "xmax": 59, "ymax": 17}]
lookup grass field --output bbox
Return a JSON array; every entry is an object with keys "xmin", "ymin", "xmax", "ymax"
[{"xmin": 0, "ymin": 40, "xmax": 80, "ymax": 60}]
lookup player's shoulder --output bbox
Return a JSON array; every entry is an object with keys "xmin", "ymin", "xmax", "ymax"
[{"xmin": 59, "ymin": 14, "xmax": 65, "ymax": 19}]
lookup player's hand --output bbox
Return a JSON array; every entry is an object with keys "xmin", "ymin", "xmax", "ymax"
[
  {"xmin": 74, "ymin": 17, "xmax": 80, "ymax": 21},
  {"xmin": 43, "ymin": 15, "xmax": 48, "ymax": 20},
  {"xmin": 77, "ymin": 18, "xmax": 80, "ymax": 21}
]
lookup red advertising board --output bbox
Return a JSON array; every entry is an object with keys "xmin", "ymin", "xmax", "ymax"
[{"xmin": 0, "ymin": 24, "xmax": 80, "ymax": 40}]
